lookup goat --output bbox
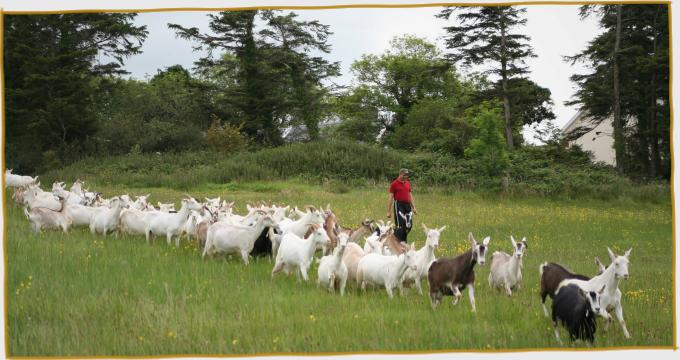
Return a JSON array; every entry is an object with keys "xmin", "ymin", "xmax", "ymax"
[
  {"xmin": 488, "ymin": 236, "xmax": 528, "ymax": 296},
  {"xmin": 145, "ymin": 197, "xmax": 203, "ymax": 246},
  {"xmin": 341, "ymin": 242, "xmax": 366, "ymax": 283},
  {"xmin": 399, "ymin": 224, "xmax": 445, "ymax": 296},
  {"xmin": 274, "ymin": 206, "xmax": 325, "ymax": 256},
  {"xmin": 157, "ymin": 202, "xmax": 176, "ymax": 212},
  {"xmin": 559, "ymin": 247, "xmax": 633, "ymax": 339},
  {"xmin": 5, "ymin": 170, "xmax": 38, "ymax": 188},
  {"xmin": 196, "ymin": 207, "xmax": 219, "ymax": 251},
  {"xmin": 52, "ymin": 182, "xmax": 84, "ymax": 205},
  {"xmin": 64, "ymin": 203, "xmax": 98, "ymax": 228},
  {"xmin": 552, "ymin": 283, "xmax": 605, "ymax": 343},
  {"xmin": 356, "ymin": 244, "xmax": 417, "ymax": 299},
  {"xmin": 317, "ymin": 233, "xmax": 350, "ymax": 295},
  {"xmin": 346, "ymin": 219, "xmax": 375, "ymax": 243},
  {"xmin": 23, "ymin": 196, "xmax": 70, "ymax": 233},
  {"xmin": 539, "ymin": 262, "xmax": 596, "ymax": 317},
  {"xmin": 203, "ymin": 211, "xmax": 278, "ymax": 264},
  {"xmin": 272, "ymin": 224, "xmax": 330, "ymax": 281},
  {"xmin": 90, "ymin": 197, "xmax": 126, "ymax": 235},
  {"xmin": 22, "ymin": 184, "xmax": 61, "ymax": 211},
  {"xmin": 428, "ymin": 232, "xmax": 490, "ymax": 311},
  {"xmin": 119, "ymin": 207, "xmax": 150, "ymax": 236}
]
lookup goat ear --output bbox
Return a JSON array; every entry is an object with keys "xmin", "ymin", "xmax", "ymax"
[
  {"xmin": 437, "ymin": 225, "xmax": 446, "ymax": 233},
  {"xmin": 482, "ymin": 236, "xmax": 491, "ymax": 246},
  {"xmin": 607, "ymin": 247, "xmax": 616, "ymax": 262},
  {"xmin": 624, "ymin": 247, "xmax": 632, "ymax": 258},
  {"xmin": 510, "ymin": 235, "xmax": 516, "ymax": 247},
  {"xmin": 522, "ymin": 237, "xmax": 527, "ymax": 248},
  {"xmin": 421, "ymin": 223, "xmax": 428, "ymax": 232},
  {"xmin": 468, "ymin": 232, "xmax": 476, "ymax": 246}
]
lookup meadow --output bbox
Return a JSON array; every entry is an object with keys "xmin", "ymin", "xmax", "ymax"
[{"xmin": 3, "ymin": 182, "xmax": 674, "ymax": 356}]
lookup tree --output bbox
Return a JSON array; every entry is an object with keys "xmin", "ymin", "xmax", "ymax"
[
  {"xmin": 347, "ymin": 35, "xmax": 465, "ymax": 140},
  {"xmin": 4, "ymin": 14, "xmax": 148, "ymax": 172},
  {"xmin": 464, "ymin": 103, "xmax": 509, "ymax": 177},
  {"xmin": 97, "ymin": 66, "xmax": 214, "ymax": 155},
  {"xmin": 566, "ymin": 4, "xmax": 670, "ymax": 179},
  {"xmin": 477, "ymin": 78, "xmax": 555, "ymax": 146},
  {"xmin": 438, "ymin": 6, "xmax": 550, "ymax": 150},
  {"xmin": 169, "ymin": 10, "xmax": 339, "ymax": 146}
]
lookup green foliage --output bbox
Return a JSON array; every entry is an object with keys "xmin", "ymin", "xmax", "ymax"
[
  {"xmin": 40, "ymin": 141, "xmax": 668, "ymax": 202},
  {"xmin": 205, "ymin": 118, "xmax": 249, "ymax": 154},
  {"xmin": 344, "ymin": 35, "xmax": 467, "ymax": 139},
  {"xmin": 438, "ymin": 6, "xmax": 553, "ymax": 149},
  {"xmin": 464, "ymin": 105, "xmax": 510, "ymax": 177},
  {"xmin": 169, "ymin": 10, "xmax": 339, "ymax": 146},
  {"xmin": 391, "ymin": 98, "xmax": 475, "ymax": 156},
  {"xmin": 96, "ymin": 71, "xmax": 210, "ymax": 156},
  {"xmin": 3, "ymin": 13, "xmax": 148, "ymax": 173}
]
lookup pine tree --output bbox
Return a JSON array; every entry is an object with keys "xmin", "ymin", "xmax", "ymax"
[
  {"xmin": 4, "ymin": 14, "xmax": 148, "ymax": 172},
  {"xmin": 566, "ymin": 4, "xmax": 670, "ymax": 179},
  {"xmin": 169, "ymin": 10, "xmax": 339, "ymax": 146},
  {"xmin": 438, "ymin": 6, "xmax": 546, "ymax": 150}
]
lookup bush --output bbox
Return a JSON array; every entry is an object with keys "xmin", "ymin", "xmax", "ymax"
[
  {"xmin": 206, "ymin": 118, "xmax": 249, "ymax": 154},
  {"xmin": 39, "ymin": 140, "xmax": 669, "ymax": 202}
]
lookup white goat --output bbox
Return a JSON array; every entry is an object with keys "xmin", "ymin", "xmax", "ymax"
[
  {"xmin": 22, "ymin": 184, "xmax": 61, "ymax": 211},
  {"xmin": 23, "ymin": 196, "xmax": 71, "ymax": 233},
  {"xmin": 52, "ymin": 182, "xmax": 84, "ymax": 205},
  {"xmin": 202, "ymin": 211, "xmax": 278, "ymax": 264},
  {"xmin": 64, "ymin": 203, "xmax": 98, "ymax": 228},
  {"xmin": 488, "ymin": 236, "xmax": 528, "ymax": 296},
  {"xmin": 272, "ymin": 224, "xmax": 330, "ymax": 281},
  {"xmin": 356, "ymin": 244, "xmax": 418, "ymax": 299},
  {"xmin": 5, "ymin": 169, "xmax": 37, "ymax": 188},
  {"xmin": 90, "ymin": 197, "xmax": 126, "ymax": 235},
  {"xmin": 145, "ymin": 197, "xmax": 202, "ymax": 246},
  {"xmin": 317, "ymin": 233, "xmax": 349, "ymax": 295},
  {"xmin": 400, "ymin": 224, "xmax": 445, "ymax": 296},
  {"xmin": 559, "ymin": 247, "xmax": 633, "ymax": 339}
]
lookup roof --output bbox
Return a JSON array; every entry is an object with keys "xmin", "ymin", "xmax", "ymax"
[{"xmin": 561, "ymin": 110, "xmax": 585, "ymax": 133}]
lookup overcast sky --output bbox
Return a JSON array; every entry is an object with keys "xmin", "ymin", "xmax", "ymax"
[{"xmin": 120, "ymin": 6, "xmax": 601, "ymax": 141}]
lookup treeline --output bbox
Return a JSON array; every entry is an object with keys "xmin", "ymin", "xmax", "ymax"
[{"xmin": 3, "ymin": 5, "xmax": 670, "ymax": 182}]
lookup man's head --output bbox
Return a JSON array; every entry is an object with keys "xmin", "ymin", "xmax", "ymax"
[{"xmin": 398, "ymin": 168, "xmax": 409, "ymax": 181}]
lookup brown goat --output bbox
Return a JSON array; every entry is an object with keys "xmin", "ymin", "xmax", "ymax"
[
  {"xmin": 538, "ymin": 262, "xmax": 592, "ymax": 317},
  {"xmin": 427, "ymin": 233, "xmax": 490, "ymax": 311}
]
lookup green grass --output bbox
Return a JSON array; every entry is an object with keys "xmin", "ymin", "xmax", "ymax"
[{"xmin": 4, "ymin": 183, "xmax": 674, "ymax": 356}]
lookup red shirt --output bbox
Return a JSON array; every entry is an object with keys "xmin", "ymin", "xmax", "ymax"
[{"xmin": 389, "ymin": 179, "xmax": 412, "ymax": 203}]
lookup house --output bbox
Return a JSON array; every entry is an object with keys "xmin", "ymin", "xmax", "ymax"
[{"xmin": 562, "ymin": 110, "xmax": 616, "ymax": 166}]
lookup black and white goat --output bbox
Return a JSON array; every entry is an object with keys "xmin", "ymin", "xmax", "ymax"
[{"xmin": 552, "ymin": 283, "xmax": 605, "ymax": 343}]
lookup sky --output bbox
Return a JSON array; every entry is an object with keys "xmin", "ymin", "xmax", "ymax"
[{"xmin": 120, "ymin": 5, "xmax": 602, "ymax": 142}]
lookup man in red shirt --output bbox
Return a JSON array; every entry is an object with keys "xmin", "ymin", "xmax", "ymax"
[{"xmin": 387, "ymin": 168, "xmax": 418, "ymax": 243}]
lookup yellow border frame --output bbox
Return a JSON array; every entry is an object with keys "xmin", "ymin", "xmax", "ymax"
[{"xmin": 0, "ymin": 0, "xmax": 676, "ymax": 358}]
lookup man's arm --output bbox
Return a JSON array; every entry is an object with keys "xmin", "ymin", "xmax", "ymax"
[
  {"xmin": 410, "ymin": 192, "xmax": 417, "ymax": 215},
  {"xmin": 387, "ymin": 192, "xmax": 394, "ymax": 219}
]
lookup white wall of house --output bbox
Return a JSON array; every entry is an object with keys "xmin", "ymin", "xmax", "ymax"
[{"xmin": 563, "ymin": 111, "xmax": 616, "ymax": 166}]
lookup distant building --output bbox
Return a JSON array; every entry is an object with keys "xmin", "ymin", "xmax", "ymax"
[{"xmin": 562, "ymin": 110, "xmax": 616, "ymax": 166}]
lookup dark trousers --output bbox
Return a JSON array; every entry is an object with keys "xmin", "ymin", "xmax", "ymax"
[{"xmin": 393, "ymin": 201, "xmax": 413, "ymax": 242}]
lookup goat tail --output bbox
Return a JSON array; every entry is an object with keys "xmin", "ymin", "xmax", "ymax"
[{"xmin": 539, "ymin": 262, "xmax": 548, "ymax": 276}]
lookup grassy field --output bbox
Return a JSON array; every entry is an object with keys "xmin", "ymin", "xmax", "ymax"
[{"xmin": 3, "ymin": 182, "xmax": 674, "ymax": 356}]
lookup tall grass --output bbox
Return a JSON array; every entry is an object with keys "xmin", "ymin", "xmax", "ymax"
[{"xmin": 4, "ymin": 184, "xmax": 673, "ymax": 356}]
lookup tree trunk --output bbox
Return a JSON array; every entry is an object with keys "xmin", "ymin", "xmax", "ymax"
[
  {"xmin": 612, "ymin": 4, "xmax": 625, "ymax": 175},
  {"xmin": 499, "ymin": 9, "xmax": 514, "ymax": 150},
  {"xmin": 649, "ymin": 7, "xmax": 661, "ymax": 178}
]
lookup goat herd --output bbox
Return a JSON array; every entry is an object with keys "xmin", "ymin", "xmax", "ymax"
[{"xmin": 6, "ymin": 170, "xmax": 634, "ymax": 345}]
